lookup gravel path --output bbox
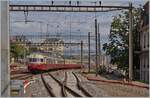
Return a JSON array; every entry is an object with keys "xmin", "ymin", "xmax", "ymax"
[
  {"xmin": 80, "ymin": 73, "xmax": 149, "ymax": 97},
  {"xmin": 93, "ymin": 81, "xmax": 149, "ymax": 97}
]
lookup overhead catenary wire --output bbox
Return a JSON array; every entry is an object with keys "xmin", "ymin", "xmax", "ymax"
[{"xmin": 10, "ymin": 1, "xmax": 127, "ymax": 71}]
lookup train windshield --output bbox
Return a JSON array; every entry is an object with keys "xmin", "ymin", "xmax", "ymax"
[{"xmin": 29, "ymin": 58, "xmax": 44, "ymax": 62}]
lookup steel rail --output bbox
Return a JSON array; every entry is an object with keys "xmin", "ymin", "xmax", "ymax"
[
  {"xmin": 48, "ymin": 73, "xmax": 67, "ymax": 97},
  {"xmin": 72, "ymin": 72, "xmax": 93, "ymax": 97},
  {"xmin": 62, "ymin": 72, "xmax": 68, "ymax": 97},
  {"xmin": 48, "ymin": 72, "xmax": 82, "ymax": 97},
  {"xmin": 41, "ymin": 74, "xmax": 56, "ymax": 97}
]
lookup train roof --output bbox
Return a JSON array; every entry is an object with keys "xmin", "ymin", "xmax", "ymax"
[{"xmin": 27, "ymin": 53, "xmax": 45, "ymax": 59}]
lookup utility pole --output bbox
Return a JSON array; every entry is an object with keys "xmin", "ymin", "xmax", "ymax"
[
  {"xmin": 97, "ymin": 23, "xmax": 100, "ymax": 67},
  {"xmin": 81, "ymin": 40, "xmax": 83, "ymax": 69},
  {"xmin": 99, "ymin": 32, "xmax": 101, "ymax": 67},
  {"xmin": 95, "ymin": 19, "xmax": 98, "ymax": 76},
  {"xmin": 88, "ymin": 32, "xmax": 91, "ymax": 72},
  {"xmin": 46, "ymin": 23, "xmax": 49, "ymax": 39},
  {"xmin": 129, "ymin": 2, "xmax": 133, "ymax": 81},
  {"xmin": 98, "ymin": 24, "xmax": 101, "ymax": 69},
  {"xmin": 23, "ymin": 35, "xmax": 26, "ymax": 67},
  {"xmin": 92, "ymin": 1, "xmax": 98, "ymax": 76},
  {"xmin": 47, "ymin": 23, "xmax": 49, "ymax": 33},
  {"xmin": 63, "ymin": 46, "xmax": 65, "ymax": 65}
]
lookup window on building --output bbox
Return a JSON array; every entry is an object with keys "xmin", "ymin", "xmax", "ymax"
[
  {"xmin": 146, "ymin": 14, "xmax": 149, "ymax": 25},
  {"xmin": 147, "ymin": 57, "xmax": 149, "ymax": 68},
  {"xmin": 143, "ymin": 14, "xmax": 149, "ymax": 26},
  {"xmin": 144, "ymin": 34, "xmax": 146, "ymax": 48},
  {"xmin": 143, "ymin": 71, "xmax": 145, "ymax": 81},
  {"xmin": 144, "ymin": 58, "xmax": 147, "ymax": 68},
  {"xmin": 143, "ymin": 57, "xmax": 145, "ymax": 68},
  {"xmin": 49, "ymin": 48, "xmax": 52, "ymax": 51},
  {"xmin": 147, "ymin": 74, "xmax": 149, "ymax": 82},
  {"xmin": 147, "ymin": 33, "xmax": 149, "ymax": 47}
]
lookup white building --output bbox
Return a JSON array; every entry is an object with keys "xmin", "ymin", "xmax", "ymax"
[{"xmin": 40, "ymin": 38, "xmax": 64, "ymax": 56}]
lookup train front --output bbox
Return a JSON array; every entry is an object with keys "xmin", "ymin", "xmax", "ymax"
[{"xmin": 27, "ymin": 53, "xmax": 47, "ymax": 73}]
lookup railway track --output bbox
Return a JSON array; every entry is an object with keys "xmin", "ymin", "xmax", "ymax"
[
  {"xmin": 41, "ymin": 73, "xmax": 67, "ymax": 97},
  {"xmin": 41, "ymin": 74, "xmax": 56, "ymax": 97},
  {"xmin": 48, "ymin": 72, "xmax": 79, "ymax": 97},
  {"xmin": 72, "ymin": 72, "xmax": 93, "ymax": 97},
  {"xmin": 11, "ymin": 69, "xmax": 29, "ymax": 75},
  {"xmin": 41, "ymin": 70, "xmax": 92, "ymax": 97},
  {"xmin": 11, "ymin": 74, "xmax": 33, "ymax": 80}
]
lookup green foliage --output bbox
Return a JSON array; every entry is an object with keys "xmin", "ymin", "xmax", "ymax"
[
  {"xmin": 98, "ymin": 66, "xmax": 107, "ymax": 74},
  {"xmin": 103, "ymin": 8, "xmax": 142, "ymax": 74},
  {"xmin": 10, "ymin": 43, "xmax": 27, "ymax": 59}
]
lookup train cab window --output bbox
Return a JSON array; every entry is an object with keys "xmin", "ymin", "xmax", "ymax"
[
  {"xmin": 33, "ymin": 58, "xmax": 37, "ymax": 62},
  {"xmin": 41, "ymin": 59, "xmax": 44, "ymax": 62}
]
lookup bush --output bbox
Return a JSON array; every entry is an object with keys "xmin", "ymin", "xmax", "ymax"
[{"xmin": 98, "ymin": 66, "xmax": 107, "ymax": 74}]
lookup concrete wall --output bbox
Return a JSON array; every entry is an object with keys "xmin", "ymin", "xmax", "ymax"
[{"xmin": 1, "ymin": 1, "xmax": 10, "ymax": 96}]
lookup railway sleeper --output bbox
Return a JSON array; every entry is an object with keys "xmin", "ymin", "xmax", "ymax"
[
  {"xmin": 49, "ymin": 73, "xmax": 82, "ymax": 97},
  {"xmin": 64, "ymin": 85, "xmax": 82, "ymax": 97},
  {"xmin": 61, "ymin": 83, "xmax": 67, "ymax": 97},
  {"xmin": 72, "ymin": 72, "xmax": 93, "ymax": 97},
  {"xmin": 41, "ymin": 74, "xmax": 56, "ymax": 97},
  {"xmin": 48, "ymin": 73, "xmax": 67, "ymax": 97}
]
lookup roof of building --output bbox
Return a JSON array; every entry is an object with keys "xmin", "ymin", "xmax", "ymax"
[{"xmin": 43, "ymin": 38, "xmax": 63, "ymax": 43}]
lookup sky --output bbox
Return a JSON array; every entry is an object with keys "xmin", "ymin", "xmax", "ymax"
[{"xmin": 10, "ymin": 0, "xmax": 147, "ymax": 55}]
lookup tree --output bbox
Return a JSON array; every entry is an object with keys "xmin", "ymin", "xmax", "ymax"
[
  {"xmin": 103, "ymin": 7, "xmax": 142, "ymax": 78},
  {"xmin": 10, "ymin": 43, "xmax": 27, "ymax": 60}
]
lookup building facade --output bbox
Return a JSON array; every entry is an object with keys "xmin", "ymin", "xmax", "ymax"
[
  {"xmin": 139, "ymin": 2, "xmax": 149, "ymax": 83},
  {"xmin": 40, "ymin": 38, "xmax": 64, "ymax": 56}
]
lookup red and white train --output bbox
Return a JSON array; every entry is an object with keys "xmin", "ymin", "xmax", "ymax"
[{"xmin": 27, "ymin": 53, "xmax": 82, "ymax": 73}]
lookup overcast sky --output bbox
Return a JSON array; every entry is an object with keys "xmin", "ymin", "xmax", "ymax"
[{"xmin": 10, "ymin": 0, "xmax": 147, "ymax": 54}]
